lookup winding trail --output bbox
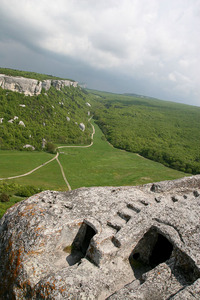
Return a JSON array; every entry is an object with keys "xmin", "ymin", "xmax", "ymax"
[
  {"xmin": 0, "ymin": 119, "xmax": 95, "ymax": 191},
  {"xmin": 56, "ymin": 157, "xmax": 72, "ymax": 191},
  {"xmin": 0, "ymin": 152, "xmax": 59, "ymax": 180}
]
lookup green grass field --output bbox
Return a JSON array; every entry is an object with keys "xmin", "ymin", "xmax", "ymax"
[
  {"xmin": 0, "ymin": 121, "xmax": 188, "ymax": 218},
  {"xmin": 59, "ymin": 121, "xmax": 187, "ymax": 189},
  {"xmin": 0, "ymin": 151, "xmax": 53, "ymax": 177},
  {"xmin": 12, "ymin": 159, "xmax": 67, "ymax": 191}
]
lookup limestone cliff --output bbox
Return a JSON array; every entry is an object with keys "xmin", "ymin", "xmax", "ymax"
[
  {"xmin": 0, "ymin": 175, "xmax": 200, "ymax": 299},
  {"xmin": 0, "ymin": 74, "xmax": 78, "ymax": 96}
]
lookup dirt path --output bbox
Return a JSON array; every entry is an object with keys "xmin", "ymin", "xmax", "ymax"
[
  {"xmin": 57, "ymin": 121, "xmax": 95, "ymax": 189},
  {"xmin": 0, "ymin": 120, "xmax": 95, "ymax": 191},
  {"xmin": 56, "ymin": 157, "xmax": 72, "ymax": 191},
  {"xmin": 0, "ymin": 152, "xmax": 59, "ymax": 181}
]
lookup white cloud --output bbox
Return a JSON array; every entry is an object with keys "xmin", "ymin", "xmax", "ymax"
[
  {"xmin": 0, "ymin": 0, "xmax": 200, "ymax": 105},
  {"xmin": 169, "ymin": 73, "xmax": 177, "ymax": 82}
]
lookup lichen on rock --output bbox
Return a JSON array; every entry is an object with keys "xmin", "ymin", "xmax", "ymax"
[{"xmin": 0, "ymin": 176, "xmax": 200, "ymax": 299}]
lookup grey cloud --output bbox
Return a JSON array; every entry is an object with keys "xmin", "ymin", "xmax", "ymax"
[{"xmin": 0, "ymin": 0, "xmax": 199, "ymax": 106}]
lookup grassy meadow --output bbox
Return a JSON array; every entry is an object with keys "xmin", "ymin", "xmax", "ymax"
[
  {"xmin": 0, "ymin": 151, "xmax": 53, "ymax": 177},
  {"xmin": 58, "ymin": 120, "xmax": 187, "ymax": 189},
  {"xmin": 0, "ymin": 120, "xmax": 187, "ymax": 217}
]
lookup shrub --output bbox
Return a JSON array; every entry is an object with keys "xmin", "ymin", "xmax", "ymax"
[
  {"xmin": 45, "ymin": 142, "xmax": 57, "ymax": 154},
  {"xmin": 15, "ymin": 186, "xmax": 43, "ymax": 197},
  {"xmin": 0, "ymin": 193, "xmax": 10, "ymax": 202}
]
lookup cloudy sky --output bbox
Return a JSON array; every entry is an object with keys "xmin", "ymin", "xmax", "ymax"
[{"xmin": 0, "ymin": 0, "xmax": 200, "ymax": 106}]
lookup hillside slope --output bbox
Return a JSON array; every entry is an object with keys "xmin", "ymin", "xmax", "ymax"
[
  {"xmin": 0, "ymin": 69, "xmax": 92, "ymax": 150},
  {"xmin": 91, "ymin": 90, "xmax": 200, "ymax": 174}
]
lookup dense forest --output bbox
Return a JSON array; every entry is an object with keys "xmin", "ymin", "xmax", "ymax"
[
  {"xmin": 90, "ymin": 90, "xmax": 200, "ymax": 174},
  {"xmin": 0, "ymin": 85, "xmax": 92, "ymax": 150}
]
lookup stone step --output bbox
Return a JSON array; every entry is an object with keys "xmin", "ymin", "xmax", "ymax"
[
  {"xmin": 138, "ymin": 199, "xmax": 149, "ymax": 206},
  {"xmin": 96, "ymin": 227, "xmax": 116, "ymax": 242},
  {"xmin": 117, "ymin": 208, "xmax": 136, "ymax": 222},
  {"xmin": 126, "ymin": 202, "xmax": 142, "ymax": 213},
  {"xmin": 107, "ymin": 216, "xmax": 127, "ymax": 231}
]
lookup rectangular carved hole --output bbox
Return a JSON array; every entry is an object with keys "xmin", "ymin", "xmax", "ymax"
[{"xmin": 66, "ymin": 222, "xmax": 96, "ymax": 266}]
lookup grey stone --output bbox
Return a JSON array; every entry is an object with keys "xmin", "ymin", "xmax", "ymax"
[
  {"xmin": 79, "ymin": 123, "xmax": 85, "ymax": 131},
  {"xmin": 23, "ymin": 144, "xmax": 35, "ymax": 150},
  {"xmin": 0, "ymin": 175, "xmax": 200, "ymax": 299}
]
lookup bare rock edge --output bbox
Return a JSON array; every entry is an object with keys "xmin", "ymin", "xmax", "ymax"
[
  {"xmin": 0, "ymin": 74, "xmax": 78, "ymax": 96},
  {"xmin": 0, "ymin": 175, "xmax": 200, "ymax": 299}
]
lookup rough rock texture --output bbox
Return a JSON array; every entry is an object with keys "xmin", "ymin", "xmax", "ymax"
[
  {"xmin": 0, "ymin": 175, "xmax": 200, "ymax": 299},
  {"xmin": 0, "ymin": 74, "xmax": 78, "ymax": 96}
]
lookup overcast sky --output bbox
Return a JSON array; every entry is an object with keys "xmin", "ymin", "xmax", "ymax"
[{"xmin": 0, "ymin": 0, "xmax": 200, "ymax": 106}]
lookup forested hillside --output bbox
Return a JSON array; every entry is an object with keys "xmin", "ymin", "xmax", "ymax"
[
  {"xmin": 0, "ymin": 83, "xmax": 92, "ymax": 150},
  {"xmin": 91, "ymin": 90, "xmax": 200, "ymax": 174}
]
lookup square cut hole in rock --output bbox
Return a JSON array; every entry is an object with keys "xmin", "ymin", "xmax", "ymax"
[{"xmin": 66, "ymin": 222, "xmax": 96, "ymax": 266}]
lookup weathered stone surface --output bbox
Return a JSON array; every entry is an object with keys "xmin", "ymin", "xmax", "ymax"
[
  {"xmin": 0, "ymin": 175, "xmax": 200, "ymax": 299},
  {"xmin": 0, "ymin": 74, "xmax": 42, "ymax": 96},
  {"xmin": 0, "ymin": 74, "xmax": 78, "ymax": 96},
  {"xmin": 51, "ymin": 80, "xmax": 78, "ymax": 90}
]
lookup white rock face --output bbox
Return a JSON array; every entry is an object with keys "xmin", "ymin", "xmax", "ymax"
[
  {"xmin": 0, "ymin": 74, "xmax": 78, "ymax": 96},
  {"xmin": 79, "ymin": 123, "xmax": 85, "ymax": 131},
  {"xmin": 0, "ymin": 74, "xmax": 42, "ymax": 96},
  {"xmin": 42, "ymin": 79, "xmax": 51, "ymax": 91},
  {"xmin": 52, "ymin": 80, "xmax": 78, "ymax": 90}
]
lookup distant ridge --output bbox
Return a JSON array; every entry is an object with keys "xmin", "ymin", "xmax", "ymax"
[{"xmin": 123, "ymin": 92, "xmax": 157, "ymax": 100}]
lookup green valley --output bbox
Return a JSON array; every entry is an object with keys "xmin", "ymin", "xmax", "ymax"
[{"xmin": 0, "ymin": 68, "xmax": 199, "ymax": 218}]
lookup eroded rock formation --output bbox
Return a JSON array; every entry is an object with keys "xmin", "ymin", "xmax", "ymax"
[
  {"xmin": 0, "ymin": 74, "xmax": 78, "ymax": 96},
  {"xmin": 0, "ymin": 175, "xmax": 200, "ymax": 299}
]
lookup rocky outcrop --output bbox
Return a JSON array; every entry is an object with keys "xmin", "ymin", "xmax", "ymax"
[
  {"xmin": 0, "ymin": 175, "xmax": 200, "ymax": 299},
  {"xmin": 0, "ymin": 74, "xmax": 78, "ymax": 96}
]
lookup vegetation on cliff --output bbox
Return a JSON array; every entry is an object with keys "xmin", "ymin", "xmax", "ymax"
[{"xmin": 0, "ymin": 84, "xmax": 92, "ymax": 150}]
